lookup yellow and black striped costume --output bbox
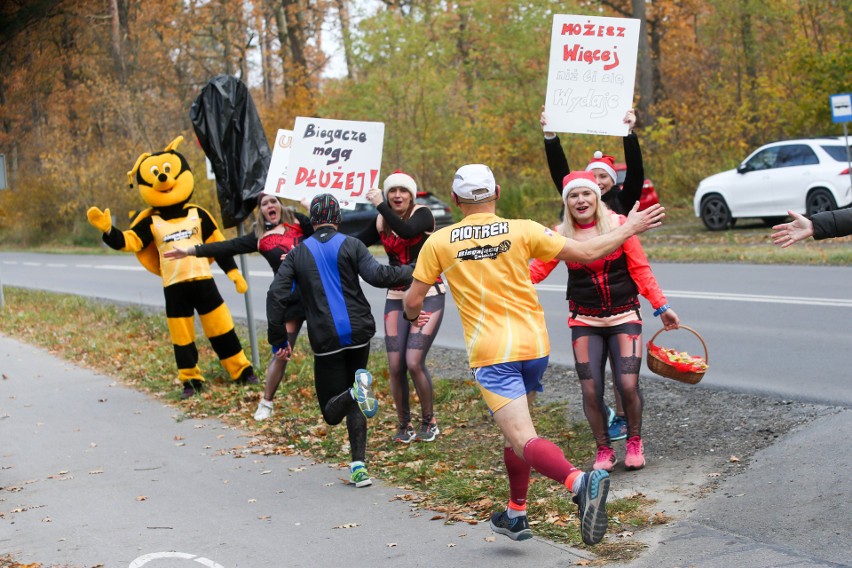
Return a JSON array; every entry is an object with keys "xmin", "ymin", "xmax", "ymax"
[{"xmin": 86, "ymin": 137, "xmax": 254, "ymax": 386}]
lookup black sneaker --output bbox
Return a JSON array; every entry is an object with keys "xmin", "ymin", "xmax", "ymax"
[
  {"xmin": 572, "ymin": 470, "xmax": 610, "ymax": 545},
  {"xmin": 236, "ymin": 369, "xmax": 259, "ymax": 386},
  {"xmin": 180, "ymin": 379, "xmax": 203, "ymax": 399},
  {"xmin": 416, "ymin": 421, "xmax": 440, "ymax": 442},
  {"xmin": 489, "ymin": 510, "xmax": 533, "ymax": 541}
]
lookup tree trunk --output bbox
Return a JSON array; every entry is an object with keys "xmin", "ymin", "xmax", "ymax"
[
  {"xmin": 632, "ymin": 0, "xmax": 654, "ymax": 125},
  {"xmin": 108, "ymin": 0, "xmax": 127, "ymax": 84},
  {"xmin": 335, "ymin": 0, "xmax": 356, "ymax": 79}
]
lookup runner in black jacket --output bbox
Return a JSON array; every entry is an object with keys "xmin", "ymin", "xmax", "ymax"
[{"xmin": 266, "ymin": 193, "xmax": 414, "ymax": 488}]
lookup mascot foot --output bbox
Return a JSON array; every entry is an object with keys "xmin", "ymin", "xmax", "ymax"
[
  {"xmin": 236, "ymin": 368, "xmax": 259, "ymax": 386},
  {"xmin": 181, "ymin": 379, "xmax": 204, "ymax": 399}
]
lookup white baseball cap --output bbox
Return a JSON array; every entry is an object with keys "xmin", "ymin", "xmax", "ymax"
[{"xmin": 452, "ymin": 164, "xmax": 497, "ymax": 203}]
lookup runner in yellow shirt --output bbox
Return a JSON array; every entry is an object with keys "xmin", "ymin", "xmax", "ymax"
[{"xmin": 403, "ymin": 164, "xmax": 665, "ymax": 545}]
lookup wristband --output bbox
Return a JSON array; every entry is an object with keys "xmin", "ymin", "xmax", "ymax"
[
  {"xmin": 402, "ymin": 311, "xmax": 418, "ymax": 323},
  {"xmin": 653, "ymin": 304, "xmax": 670, "ymax": 317},
  {"xmin": 271, "ymin": 340, "xmax": 289, "ymax": 354}
]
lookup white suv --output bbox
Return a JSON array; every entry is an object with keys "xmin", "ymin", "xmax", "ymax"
[{"xmin": 694, "ymin": 137, "xmax": 852, "ymax": 230}]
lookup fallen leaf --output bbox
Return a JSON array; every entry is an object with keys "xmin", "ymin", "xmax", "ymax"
[
  {"xmin": 575, "ymin": 560, "xmax": 591, "ymax": 566},
  {"xmin": 258, "ymin": 515, "xmax": 271, "ymax": 520},
  {"xmin": 386, "ymin": 543, "xmax": 397, "ymax": 547},
  {"xmin": 260, "ymin": 470, "xmax": 272, "ymax": 475},
  {"xmin": 174, "ymin": 435, "xmax": 184, "ymax": 441},
  {"xmin": 136, "ymin": 495, "xmax": 148, "ymax": 501},
  {"xmin": 289, "ymin": 466, "xmax": 306, "ymax": 472},
  {"xmin": 42, "ymin": 517, "xmax": 51, "ymax": 522},
  {"xmin": 98, "ymin": 398, "xmax": 108, "ymax": 403},
  {"xmin": 484, "ymin": 536, "xmax": 496, "ymax": 542},
  {"xmin": 729, "ymin": 455, "xmax": 740, "ymax": 463},
  {"xmin": 447, "ymin": 543, "xmax": 456, "ymax": 547},
  {"xmin": 248, "ymin": 499, "xmax": 257, "ymax": 503}
]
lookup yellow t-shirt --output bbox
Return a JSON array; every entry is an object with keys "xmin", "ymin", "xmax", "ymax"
[{"xmin": 413, "ymin": 213, "xmax": 567, "ymax": 367}]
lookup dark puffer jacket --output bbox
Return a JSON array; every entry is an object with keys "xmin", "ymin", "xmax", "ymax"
[{"xmin": 812, "ymin": 208, "xmax": 852, "ymax": 240}]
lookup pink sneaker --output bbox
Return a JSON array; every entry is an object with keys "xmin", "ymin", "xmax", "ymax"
[
  {"xmin": 625, "ymin": 436, "xmax": 645, "ymax": 470},
  {"xmin": 593, "ymin": 445, "xmax": 617, "ymax": 471}
]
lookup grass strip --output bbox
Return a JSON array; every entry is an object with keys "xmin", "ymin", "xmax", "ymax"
[{"xmin": 0, "ymin": 287, "xmax": 669, "ymax": 561}]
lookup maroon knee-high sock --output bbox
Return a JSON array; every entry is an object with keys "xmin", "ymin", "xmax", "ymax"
[
  {"xmin": 504, "ymin": 447, "xmax": 531, "ymax": 509},
  {"xmin": 522, "ymin": 437, "xmax": 580, "ymax": 486}
]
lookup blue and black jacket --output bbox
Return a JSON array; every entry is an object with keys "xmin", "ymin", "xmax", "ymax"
[{"xmin": 266, "ymin": 226, "xmax": 413, "ymax": 355}]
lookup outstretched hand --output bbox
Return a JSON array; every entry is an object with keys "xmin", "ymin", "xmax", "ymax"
[
  {"xmin": 771, "ymin": 211, "xmax": 813, "ymax": 248},
  {"xmin": 163, "ymin": 247, "xmax": 192, "ymax": 260},
  {"xmin": 87, "ymin": 207, "xmax": 113, "ymax": 233},
  {"xmin": 625, "ymin": 202, "xmax": 665, "ymax": 235}
]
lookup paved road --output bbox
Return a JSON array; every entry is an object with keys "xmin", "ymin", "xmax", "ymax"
[{"xmin": 2, "ymin": 252, "xmax": 851, "ymax": 405}]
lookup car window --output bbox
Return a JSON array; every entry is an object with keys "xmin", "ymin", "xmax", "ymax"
[
  {"xmin": 745, "ymin": 147, "xmax": 779, "ymax": 171},
  {"xmin": 821, "ymin": 144, "xmax": 852, "ymax": 162},
  {"xmin": 775, "ymin": 145, "xmax": 818, "ymax": 167}
]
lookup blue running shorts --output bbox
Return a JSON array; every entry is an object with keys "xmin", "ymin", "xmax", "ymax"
[{"xmin": 471, "ymin": 356, "xmax": 549, "ymax": 414}]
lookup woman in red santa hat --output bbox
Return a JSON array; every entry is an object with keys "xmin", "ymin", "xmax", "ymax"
[
  {"xmin": 539, "ymin": 107, "xmax": 646, "ymax": 439},
  {"xmin": 356, "ymin": 171, "xmax": 446, "ymax": 443},
  {"xmin": 530, "ymin": 170, "xmax": 680, "ymax": 473}
]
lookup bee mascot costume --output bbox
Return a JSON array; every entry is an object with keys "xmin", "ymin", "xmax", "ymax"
[{"xmin": 87, "ymin": 136, "xmax": 256, "ymax": 398}]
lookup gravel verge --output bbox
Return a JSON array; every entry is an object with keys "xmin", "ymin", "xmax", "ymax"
[{"xmin": 419, "ymin": 342, "xmax": 836, "ymax": 518}]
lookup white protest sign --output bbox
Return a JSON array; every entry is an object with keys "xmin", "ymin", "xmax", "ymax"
[
  {"xmin": 544, "ymin": 15, "xmax": 640, "ymax": 136},
  {"xmin": 286, "ymin": 117, "xmax": 384, "ymax": 206},
  {"xmin": 263, "ymin": 129, "xmax": 295, "ymax": 198}
]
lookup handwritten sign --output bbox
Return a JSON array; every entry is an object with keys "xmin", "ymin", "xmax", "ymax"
[
  {"xmin": 544, "ymin": 15, "xmax": 640, "ymax": 136},
  {"xmin": 263, "ymin": 129, "xmax": 295, "ymax": 197},
  {"xmin": 286, "ymin": 117, "xmax": 384, "ymax": 206}
]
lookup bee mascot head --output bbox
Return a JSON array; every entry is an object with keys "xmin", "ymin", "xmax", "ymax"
[{"xmin": 127, "ymin": 136, "xmax": 193, "ymax": 208}]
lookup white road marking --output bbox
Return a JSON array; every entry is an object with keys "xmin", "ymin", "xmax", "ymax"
[
  {"xmin": 533, "ymin": 284, "xmax": 852, "ymax": 308},
  {"xmin": 129, "ymin": 551, "xmax": 225, "ymax": 567}
]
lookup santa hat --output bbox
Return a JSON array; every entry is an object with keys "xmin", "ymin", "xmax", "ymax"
[
  {"xmin": 562, "ymin": 171, "xmax": 601, "ymax": 202},
  {"xmin": 585, "ymin": 151, "xmax": 617, "ymax": 185},
  {"xmin": 383, "ymin": 170, "xmax": 417, "ymax": 200}
]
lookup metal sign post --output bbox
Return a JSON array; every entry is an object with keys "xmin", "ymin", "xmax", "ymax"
[
  {"xmin": 237, "ymin": 220, "xmax": 260, "ymax": 370},
  {"xmin": 829, "ymin": 93, "xmax": 852, "ymax": 192},
  {"xmin": 1, "ymin": 154, "xmax": 6, "ymax": 308}
]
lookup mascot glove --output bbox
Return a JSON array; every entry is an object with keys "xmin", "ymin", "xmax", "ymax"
[
  {"xmin": 87, "ymin": 207, "xmax": 113, "ymax": 233},
  {"xmin": 227, "ymin": 269, "xmax": 249, "ymax": 294}
]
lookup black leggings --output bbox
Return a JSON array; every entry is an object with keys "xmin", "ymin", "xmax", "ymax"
[
  {"xmin": 571, "ymin": 322, "xmax": 643, "ymax": 447},
  {"xmin": 314, "ymin": 344, "xmax": 370, "ymax": 463},
  {"xmin": 383, "ymin": 294, "xmax": 445, "ymax": 426}
]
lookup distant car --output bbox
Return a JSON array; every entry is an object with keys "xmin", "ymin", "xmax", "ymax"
[
  {"xmin": 416, "ymin": 191, "xmax": 454, "ymax": 229},
  {"xmin": 693, "ymin": 138, "xmax": 852, "ymax": 231},
  {"xmin": 613, "ymin": 163, "xmax": 659, "ymax": 211},
  {"xmin": 337, "ymin": 192, "xmax": 454, "ymax": 236}
]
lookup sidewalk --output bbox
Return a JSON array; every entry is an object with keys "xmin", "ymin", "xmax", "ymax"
[
  {"xmin": 2, "ymin": 334, "xmax": 849, "ymax": 567},
  {"xmin": 0, "ymin": 335, "xmax": 589, "ymax": 567}
]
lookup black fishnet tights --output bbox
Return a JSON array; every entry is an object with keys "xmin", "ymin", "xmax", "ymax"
[
  {"xmin": 572, "ymin": 322, "xmax": 644, "ymax": 447},
  {"xmin": 384, "ymin": 295, "xmax": 445, "ymax": 425}
]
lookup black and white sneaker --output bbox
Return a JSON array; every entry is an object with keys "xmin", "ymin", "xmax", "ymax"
[{"xmin": 572, "ymin": 470, "xmax": 610, "ymax": 545}]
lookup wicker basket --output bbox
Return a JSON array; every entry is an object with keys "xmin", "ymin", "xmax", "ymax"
[{"xmin": 646, "ymin": 325, "xmax": 708, "ymax": 384}]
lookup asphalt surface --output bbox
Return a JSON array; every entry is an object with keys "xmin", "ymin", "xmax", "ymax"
[{"xmin": 2, "ymin": 334, "xmax": 850, "ymax": 567}]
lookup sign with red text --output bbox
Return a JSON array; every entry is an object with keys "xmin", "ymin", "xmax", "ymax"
[
  {"xmin": 543, "ymin": 14, "xmax": 640, "ymax": 136},
  {"xmin": 263, "ymin": 129, "xmax": 295, "ymax": 197},
  {"xmin": 285, "ymin": 117, "xmax": 384, "ymax": 206}
]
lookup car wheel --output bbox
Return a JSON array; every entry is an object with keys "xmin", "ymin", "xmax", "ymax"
[
  {"xmin": 761, "ymin": 216, "xmax": 788, "ymax": 227},
  {"xmin": 700, "ymin": 195, "xmax": 732, "ymax": 231},
  {"xmin": 806, "ymin": 189, "xmax": 836, "ymax": 216}
]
